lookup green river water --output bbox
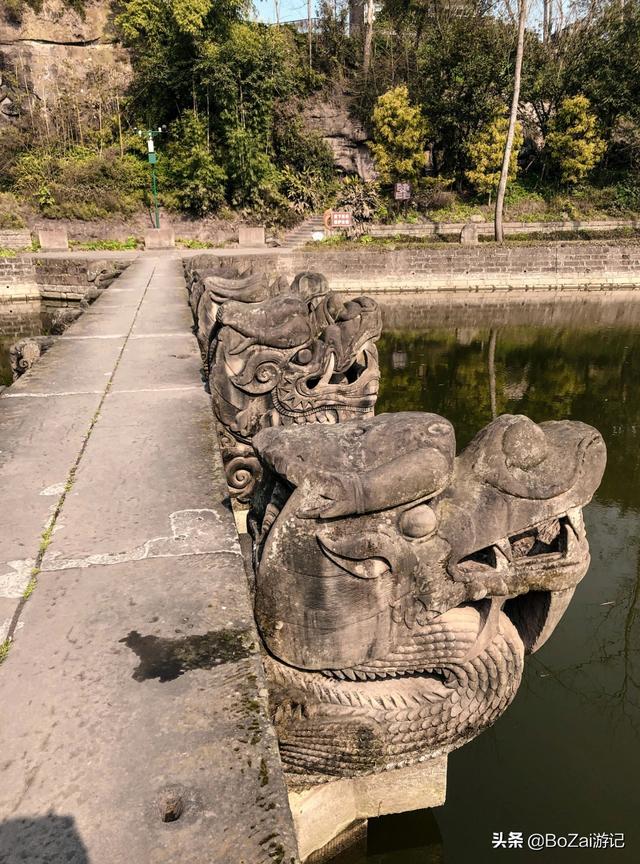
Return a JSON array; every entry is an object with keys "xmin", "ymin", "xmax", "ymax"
[{"xmin": 329, "ymin": 296, "xmax": 640, "ymax": 863}]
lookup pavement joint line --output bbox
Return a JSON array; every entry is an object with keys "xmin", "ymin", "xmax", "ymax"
[
  {"xmin": 58, "ymin": 334, "xmax": 127, "ymax": 340},
  {"xmin": 42, "ymin": 547, "xmax": 241, "ymax": 572},
  {"xmin": 107, "ymin": 385, "xmax": 204, "ymax": 395},
  {"xmin": 2, "ymin": 391, "xmax": 104, "ymax": 399},
  {"xmin": 5, "ymin": 262, "xmax": 158, "ymax": 646},
  {"xmin": 129, "ymin": 332, "xmax": 190, "ymax": 339}
]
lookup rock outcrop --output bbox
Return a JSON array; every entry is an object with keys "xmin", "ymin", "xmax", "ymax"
[
  {"xmin": 0, "ymin": 0, "xmax": 130, "ymax": 123},
  {"xmin": 303, "ymin": 92, "xmax": 377, "ymax": 181}
]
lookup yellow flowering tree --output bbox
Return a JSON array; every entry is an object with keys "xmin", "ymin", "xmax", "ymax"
[
  {"xmin": 546, "ymin": 95, "xmax": 606, "ymax": 186},
  {"xmin": 370, "ymin": 86, "xmax": 429, "ymax": 184},
  {"xmin": 466, "ymin": 116, "xmax": 523, "ymax": 204}
]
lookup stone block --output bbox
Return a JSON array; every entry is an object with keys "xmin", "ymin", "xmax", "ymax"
[
  {"xmin": 144, "ymin": 227, "xmax": 175, "ymax": 249},
  {"xmin": 460, "ymin": 215, "xmax": 484, "ymax": 245},
  {"xmin": 289, "ymin": 757, "xmax": 448, "ymax": 861},
  {"xmin": 238, "ymin": 225, "xmax": 266, "ymax": 247},
  {"xmin": 38, "ymin": 228, "xmax": 68, "ymax": 251}
]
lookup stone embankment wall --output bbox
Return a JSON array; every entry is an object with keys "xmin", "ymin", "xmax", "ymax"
[
  {"xmin": 0, "ymin": 255, "xmax": 130, "ymax": 301},
  {"xmin": 196, "ymin": 240, "xmax": 640, "ymax": 292},
  {"xmin": 366, "ymin": 218, "xmax": 640, "ymax": 240}
]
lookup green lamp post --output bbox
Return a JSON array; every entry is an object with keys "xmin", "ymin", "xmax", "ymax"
[{"xmin": 137, "ymin": 126, "xmax": 167, "ymax": 229}]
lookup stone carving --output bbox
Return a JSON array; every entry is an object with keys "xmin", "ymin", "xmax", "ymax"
[
  {"xmin": 187, "ymin": 264, "xmax": 382, "ymax": 502},
  {"xmin": 249, "ymin": 412, "xmax": 606, "ymax": 779},
  {"xmin": 9, "ymin": 336, "xmax": 56, "ymax": 380}
]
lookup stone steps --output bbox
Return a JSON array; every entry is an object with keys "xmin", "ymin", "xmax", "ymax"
[{"xmin": 282, "ymin": 215, "xmax": 325, "ymax": 248}]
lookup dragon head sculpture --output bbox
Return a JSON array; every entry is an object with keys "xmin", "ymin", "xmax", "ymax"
[
  {"xmin": 207, "ymin": 286, "xmax": 382, "ymax": 502},
  {"xmin": 249, "ymin": 412, "xmax": 606, "ymax": 779}
]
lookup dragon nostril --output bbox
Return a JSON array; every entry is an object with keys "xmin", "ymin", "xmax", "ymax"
[{"xmin": 503, "ymin": 417, "xmax": 548, "ymax": 470}]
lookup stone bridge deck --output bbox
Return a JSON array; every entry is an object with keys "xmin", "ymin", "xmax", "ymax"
[{"xmin": 0, "ymin": 258, "xmax": 298, "ymax": 863}]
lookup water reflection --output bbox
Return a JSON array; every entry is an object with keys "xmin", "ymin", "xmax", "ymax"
[{"xmin": 336, "ymin": 297, "xmax": 640, "ymax": 863}]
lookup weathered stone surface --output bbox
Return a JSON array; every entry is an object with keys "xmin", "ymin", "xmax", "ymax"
[
  {"xmin": 8, "ymin": 335, "xmax": 56, "ymax": 379},
  {"xmin": 188, "ymin": 241, "xmax": 640, "ymax": 293},
  {"xmin": 0, "ymin": 229, "xmax": 31, "ymax": 250},
  {"xmin": 0, "ymin": 2, "xmax": 131, "ymax": 125},
  {"xmin": 38, "ymin": 228, "xmax": 69, "ymax": 251},
  {"xmin": 239, "ymin": 225, "xmax": 266, "ymax": 247},
  {"xmin": 460, "ymin": 215, "xmax": 483, "ymax": 245},
  {"xmin": 249, "ymin": 411, "xmax": 606, "ymax": 778},
  {"xmin": 289, "ymin": 757, "xmax": 447, "ymax": 861},
  {"xmin": 303, "ymin": 93, "xmax": 377, "ymax": 181},
  {"xmin": 144, "ymin": 228, "xmax": 176, "ymax": 249}
]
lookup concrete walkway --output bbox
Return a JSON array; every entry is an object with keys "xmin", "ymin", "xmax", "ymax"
[{"xmin": 0, "ymin": 258, "xmax": 298, "ymax": 863}]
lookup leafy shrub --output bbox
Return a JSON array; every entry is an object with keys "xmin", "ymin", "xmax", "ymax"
[
  {"xmin": 333, "ymin": 177, "xmax": 383, "ymax": 235},
  {"xmin": 611, "ymin": 178, "xmax": 640, "ymax": 214},
  {"xmin": 0, "ymin": 192, "xmax": 26, "ymax": 229},
  {"xmin": 411, "ymin": 177, "xmax": 457, "ymax": 214},
  {"xmin": 11, "ymin": 147, "xmax": 148, "ymax": 219}
]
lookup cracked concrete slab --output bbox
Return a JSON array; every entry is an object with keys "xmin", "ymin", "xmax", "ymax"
[
  {"xmin": 42, "ymin": 508, "xmax": 241, "ymax": 572},
  {"xmin": 5, "ymin": 336, "xmax": 125, "ymax": 395},
  {"xmin": 0, "ymin": 391, "xmax": 102, "ymax": 567},
  {"xmin": 45, "ymin": 387, "xmax": 225, "ymax": 562},
  {"xmin": 110, "ymin": 332, "xmax": 203, "ymax": 392}
]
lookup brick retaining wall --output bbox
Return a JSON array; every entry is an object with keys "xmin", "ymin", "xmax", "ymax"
[
  {"xmin": 0, "ymin": 257, "xmax": 39, "ymax": 300},
  {"xmin": 200, "ymin": 239, "xmax": 640, "ymax": 292}
]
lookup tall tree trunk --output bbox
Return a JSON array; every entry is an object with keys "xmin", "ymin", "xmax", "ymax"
[
  {"xmin": 307, "ymin": 0, "xmax": 312, "ymax": 68},
  {"xmin": 363, "ymin": 0, "xmax": 374, "ymax": 75},
  {"xmin": 543, "ymin": 0, "xmax": 551, "ymax": 42},
  {"xmin": 494, "ymin": 0, "xmax": 527, "ymax": 243}
]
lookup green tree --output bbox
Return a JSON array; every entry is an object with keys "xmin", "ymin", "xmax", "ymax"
[
  {"xmin": 413, "ymin": 15, "xmax": 514, "ymax": 179},
  {"xmin": 565, "ymin": 1, "xmax": 640, "ymax": 132},
  {"xmin": 161, "ymin": 111, "xmax": 226, "ymax": 215},
  {"xmin": 466, "ymin": 116, "xmax": 523, "ymax": 204},
  {"xmin": 546, "ymin": 95, "xmax": 606, "ymax": 185},
  {"xmin": 370, "ymin": 85, "xmax": 428, "ymax": 183}
]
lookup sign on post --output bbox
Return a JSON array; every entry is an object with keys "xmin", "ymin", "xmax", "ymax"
[{"xmin": 394, "ymin": 182, "xmax": 412, "ymax": 201}]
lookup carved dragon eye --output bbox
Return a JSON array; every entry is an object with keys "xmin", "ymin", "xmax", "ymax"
[
  {"xmin": 503, "ymin": 417, "xmax": 548, "ymax": 470},
  {"xmin": 292, "ymin": 347, "xmax": 313, "ymax": 366},
  {"xmin": 399, "ymin": 504, "xmax": 437, "ymax": 539}
]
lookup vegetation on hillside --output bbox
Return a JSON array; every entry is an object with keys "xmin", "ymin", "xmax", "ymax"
[{"xmin": 0, "ymin": 0, "xmax": 639, "ymax": 229}]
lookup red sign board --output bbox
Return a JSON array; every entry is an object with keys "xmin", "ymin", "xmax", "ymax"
[{"xmin": 394, "ymin": 182, "xmax": 412, "ymax": 201}]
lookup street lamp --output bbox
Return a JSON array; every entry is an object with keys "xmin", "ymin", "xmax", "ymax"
[{"xmin": 137, "ymin": 126, "xmax": 167, "ymax": 229}]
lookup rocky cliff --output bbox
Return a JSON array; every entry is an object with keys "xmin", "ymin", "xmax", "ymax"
[
  {"xmin": 0, "ymin": 0, "xmax": 130, "ymax": 122},
  {"xmin": 303, "ymin": 91, "xmax": 377, "ymax": 181}
]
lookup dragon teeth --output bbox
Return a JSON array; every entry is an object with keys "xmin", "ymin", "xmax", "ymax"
[
  {"xmin": 566, "ymin": 507, "xmax": 584, "ymax": 537},
  {"xmin": 538, "ymin": 518, "xmax": 561, "ymax": 545}
]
